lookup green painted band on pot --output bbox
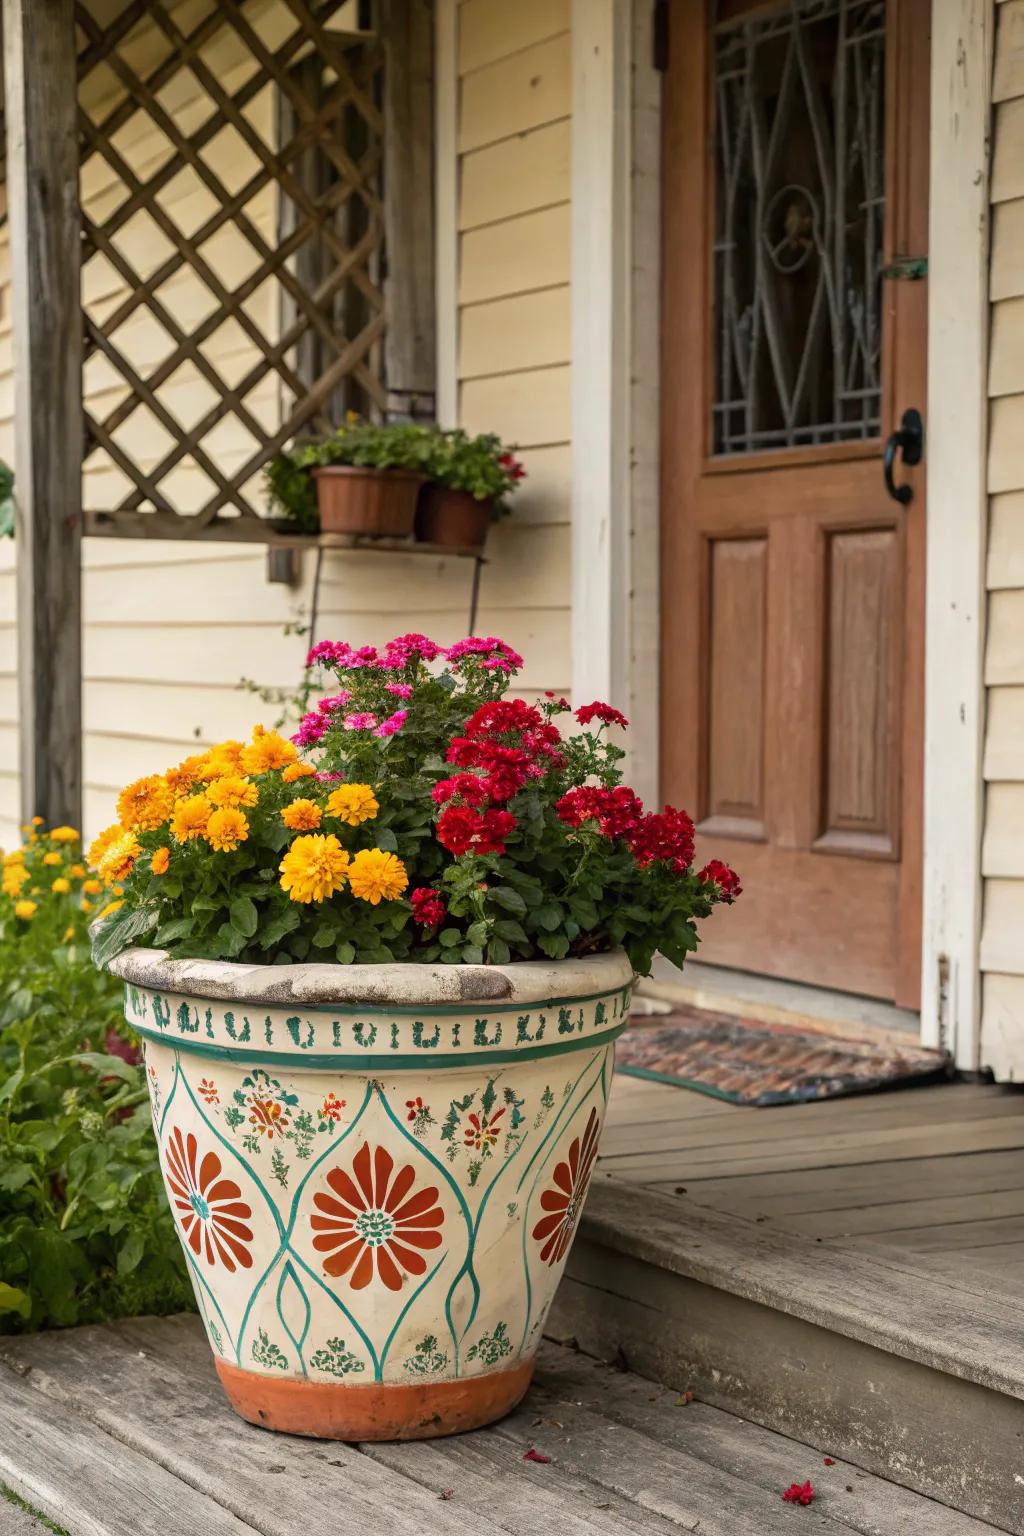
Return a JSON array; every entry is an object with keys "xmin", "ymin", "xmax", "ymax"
[{"xmin": 131, "ymin": 1018, "xmax": 629, "ymax": 1071}]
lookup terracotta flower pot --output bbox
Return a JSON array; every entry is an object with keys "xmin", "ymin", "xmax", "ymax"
[
  {"xmin": 415, "ymin": 486, "xmax": 493, "ymax": 549},
  {"xmin": 312, "ymin": 466, "xmax": 424, "ymax": 537},
  {"xmin": 107, "ymin": 947, "xmax": 635, "ymax": 1441}
]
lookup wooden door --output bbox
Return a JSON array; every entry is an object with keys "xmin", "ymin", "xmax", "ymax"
[{"xmin": 661, "ymin": 0, "xmax": 929, "ymax": 1006}]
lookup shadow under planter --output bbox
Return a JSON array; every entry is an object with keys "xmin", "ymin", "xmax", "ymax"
[{"xmin": 105, "ymin": 948, "xmax": 635, "ymax": 1441}]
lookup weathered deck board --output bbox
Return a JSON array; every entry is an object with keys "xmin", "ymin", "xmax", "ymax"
[
  {"xmin": 0, "ymin": 1497, "xmax": 55, "ymax": 1536},
  {"xmin": 0, "ymin": 1318, "xmax": 1002, "ymax": 1536}
]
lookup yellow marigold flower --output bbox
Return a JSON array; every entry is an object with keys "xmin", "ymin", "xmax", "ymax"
[
  {"xmin": 62, "ymin": 925, "xmax": 75, "ymax": 943},
  {"xmin": 3, "ymin": 848, "xmax": 25, "ymax": 866},
  {"xmin": 87, "ymin": 823, "xmax": 122, "ymax": 869},
  {"xmin": 2, "ymin": 866, "xmax": 29, "ymax": 897},
  {"xmin": 326, "ymin": 784, "xmax": 379, "ymax": 827},
  {"xmin": 281, "ymin": 798, "xmax": 322, "ymax": 831},
  {"xmin": 207, "ymin": 775, "xmax": 259, "ymax": 810},
  {"xmin": 171, "ymin": 794, "xmax": 212, "ymax": 842},
  {"xmin": 43, "ymin": 851, "xmax": 63, "ymax": 866},
  {"xmin": 205, "ymin": 740, "xmax": 247, "ymax": 777},
  {"xmin": 49, "ymin": 825, "xmax": 79, "ymax": 843},
  {"xmin": 81, "ymin": 899, "xmax": 92, "ymax": 913},
  {"xmin": 69, "ymin": 863, "xmax": 86, "ymax": 878},
  {"xmin": 282, "ymin": 762, "xmax": 316, "ymax": 783},
  {"xmin": 165, "ymin": 755, "xmax": 210, "ymax": 795},
  {"xmin": 347, "ymin": 848, "xmax": 409, "ymax": 906},
  {"xmin": 30, "ymin": 817, "xmax": 44, "ymax": 827},
  {"xmin": 98, "ymin": 831, "xmax": 142, "ymax": 884},
  {"xmin": 279, "ymin": 834, "xmax": 349, "ymax": 904},
  {"xmin": 151, "ymin": 847, "xmax": 170, "ymax": 875},
  {"xmin": 14, "ymin": 899, "xmax": 37, "ymax": 920},
  {"xmin": 97, "ymin": 899, "xmax": 124, "ymax": 920},
  {"xmin": 83, "ymin": 878, "xmax": 102, "ymax": 896},
  {"xmin": 117, "ymin": 774, "xmax": 174, "ymax": 832},
  {"xmin": 241, "ymin": 726, "xmax": 297, "ymax": 775},
  {"xmin": 51, "ymin": 877, "xmax": 71, "ymax": 894},
  {"xmin": 205, "ymin": 807, "xmax": 249, "ymax": 852}
]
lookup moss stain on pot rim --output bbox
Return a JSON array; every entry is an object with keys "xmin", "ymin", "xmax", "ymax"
[{"xmin": 109, "ymin": 948, "xmax": 635, "ymax": 1440}]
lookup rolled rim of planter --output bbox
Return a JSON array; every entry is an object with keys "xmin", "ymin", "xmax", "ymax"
[{"xmin": 109, "ymin": 947, "xmax": 635, "ymax": 1439}]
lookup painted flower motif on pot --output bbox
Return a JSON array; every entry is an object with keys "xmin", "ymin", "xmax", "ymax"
[
  {"xmin": 165, "ymin": 1125, "xmax": 254, "ymax": 1272},
  {"xmin": 532, "ymin": 1106, "xmax": 601, "ymax": 1266},
  {"xmin": 311, "ymin": 1142, "xmax": 445, "ymax": 1291},
  {"xmin": 463, "ymin": 1107, "xmax": 505, "ymax": 1152}
]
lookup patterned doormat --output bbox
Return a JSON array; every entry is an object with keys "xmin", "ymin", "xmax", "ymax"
[{"xmin": 616, "ymin": 1006, "xmax": 952, "ymax": 1106}]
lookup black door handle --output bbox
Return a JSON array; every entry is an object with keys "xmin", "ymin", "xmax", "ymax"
[{"xmin": 883, "ymin": 408, "xmax": 924, "ymax": 505}]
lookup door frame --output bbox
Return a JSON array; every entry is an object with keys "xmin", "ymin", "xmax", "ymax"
[{"xmin": 567, "ymin": 0, "xmax": 991, "ymax": 1065}]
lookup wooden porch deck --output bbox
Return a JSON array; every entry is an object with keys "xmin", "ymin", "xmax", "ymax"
[
  {"xmin": 0, "ymin": 1315, "xmax": 1004, "ymax": 1536},
  {"xmin": 599, "ymin": 1075, "xmax": 1024, "ymax": 1300}
]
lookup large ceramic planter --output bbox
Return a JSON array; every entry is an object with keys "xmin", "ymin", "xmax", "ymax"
[{"xmin": 107, "ymin": 948, "xmax": 635, "ymax": 1441}]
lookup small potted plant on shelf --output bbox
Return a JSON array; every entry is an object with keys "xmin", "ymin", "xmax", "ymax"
[
  {"xmin": 89, "ymin": 634, "xmax": 740, "ymax": 1444},
  {"xmin": 265, "ymin": 419, "xmax": 434, "ymax": 538},
  {"xmin": 416, "ymin": 430, "xmax": 526, "ymax": 549}
]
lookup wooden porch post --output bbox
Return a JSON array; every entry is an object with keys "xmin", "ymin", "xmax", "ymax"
[{"xmin": 3, "ymin": 0, "xmax": 83, "ymax": 827}]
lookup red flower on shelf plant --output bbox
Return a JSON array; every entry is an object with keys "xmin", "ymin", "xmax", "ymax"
[{"xmin": 92, "ymin": 631, "xmax": 740, "ymax": 976}]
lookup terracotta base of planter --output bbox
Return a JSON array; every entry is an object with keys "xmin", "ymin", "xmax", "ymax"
[{"xmin": 215, "ymin": 1356, "xmax": 535, "ymax": 1441}]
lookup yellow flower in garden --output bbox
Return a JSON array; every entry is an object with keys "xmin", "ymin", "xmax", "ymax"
[
  {"xmin": 279, "ymin": 834, "xmax": 349, "ymax": 904},
  {"xmin": 326, "ymin": 784, "xmax": 379, "ymax": 827},
  {"xmin": 98, "ymin": 831, "xmax": 142, "ymax": 884},
  {"xmin": 117, "ymin": 774, "xmax": 174, "ymax": 832},
  {"xmin": 30, "ymin": 817, "xmax": 44, "ymax": 827},
  {"xmin": 151, "ymin": 847, "xmax": 170, "ymax": 875},
  {"xmin": 281, "ymin": 799, "xmax": 322, "ymax": 831},
  {"xmin": 204, "ymin": 740, "xmax": 247, "ymax": 777},
  {"xmin": 207, "ymin": 775, "xmax": 259, "ymax": 810},
  {"xmin": 205, "ymin": 807, "xmax": 249, "ymax": 852},
  {"xmin": 87, "ymin": 823, "xmax": 122, "ymax": 869},
  {"xmin": 83, "ymin": 878, "xmax": 102, "ymax": 896},
  {"xmin": 3, "ymin": 848, "xmax": 25, "ymax": 866},
  {"xmin": 62, "ymin": 925, "xmax": 75, "ymax": 943},
  {"xmin": 97, "ymin": 899, "xmax": 124, "ymax": 920},
  {"xmin": 165, "ymin": 754, "xmax": 210, "ymax": 795},
  {"xmin": 347, "ymin": 849, "xmax": 409, "ymax": 906},
  {"xmin": 171, "ymin": 794, "xmax": 212, "ymax": 842},
  {"xmin": 49, "ymin": 826, "xmax": 79, "ymax": 843},
  {"xmin": 14, "ymin": 899, "xmax": 37, "ymax": 920},
  {"xmin": 81, "ymin": 899, "xmax": 92, "ymax": 913},
  {"xmin": 241, "ymin": 726, "xmax": 297, "ymax": 775},
  {"xmin": 282, "ymin": 762, "xmax": 316, "ymax": 783},
  {"xmin": 2, "ymin": 865, "xmax": 29, "ymax": 897},
  {"xmin": 69, "ymin": 863, "xmax": 86, "ymax": 878},
  {"xmin": 51, "ymin": 877, "xmax": 71, "ymax": 894},
  {"xmin": 43, "ymin": 851, "xmax": 62, "ymax": 866}
]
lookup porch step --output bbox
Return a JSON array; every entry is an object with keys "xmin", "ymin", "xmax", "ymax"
[{"xmin": 551, "ymin": 1178, "xmax": 1024, "ymax": 1533}]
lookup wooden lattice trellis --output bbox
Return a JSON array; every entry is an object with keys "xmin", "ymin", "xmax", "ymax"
[{"xmin": 73, "ymin": 0, "xmax": 427, "ymax": 537}]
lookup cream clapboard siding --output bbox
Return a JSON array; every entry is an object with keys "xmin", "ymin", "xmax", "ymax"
[
  {"xmin": 0, "ymin": 0, "xmax": 573, "ymax": 848},
  {"xmin": 981, "ymin": 0, "xmax": 1024, "ymax": 1076}
]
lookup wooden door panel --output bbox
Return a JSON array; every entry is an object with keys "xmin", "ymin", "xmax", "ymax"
[{"xmin": 661, "ymin": 0, "xmax": 929, "ymax": 1006}]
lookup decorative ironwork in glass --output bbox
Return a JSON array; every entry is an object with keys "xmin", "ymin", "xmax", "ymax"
[{"xmin": 712, "ymin": 0, "xmax": 886, "ymax": 455}]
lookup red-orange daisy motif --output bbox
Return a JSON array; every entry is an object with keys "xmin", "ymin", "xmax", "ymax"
[
  {"xmin": 165, "ymin": 1125, "xmax": 254, "ymax": 1272},
  {"xmin": 311, "ymin": 1143, "xmax": 444, "ymax": 1291},
  {"xmin": 532, "ymin": 1106, "xmax": 601, "ymax": 1266},
  {"xmin": 248, "ymin": 1096, "xmax": 289, "ymax": 1139}
]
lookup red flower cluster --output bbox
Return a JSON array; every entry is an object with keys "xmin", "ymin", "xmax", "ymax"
[
  {"xmin": 575, "ymin": 700, "xmax": 629, "ymax": 728},
  {"xmin": 781, "ymin": 1482, "xmax": 814, "ymax": 1506},
  {"xmin": 628, "ymin": 806, "xmax": 695, "ymax": 873},
  {"xmin": 698, "ymin": 859, "xmax": 742, "ymax": 903},
  {"xmin": 410, "ymin": 887, "xmax": 447, "ymax": 927},
  {"xmin": 436, "ymin": 806, "xmax": 517, "ymax": 857},
  {"xmin": 556, "ymin": 786, "xmax": 644, "ymax": 839},
  {"xmin": 498, "ymin": 451, "xmax": 526, "ymax": 482}
]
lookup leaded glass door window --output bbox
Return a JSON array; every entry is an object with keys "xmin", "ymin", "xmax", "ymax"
[{"xmin": 712, "ymin": 0, "xmax": 886, "ymax": 455}]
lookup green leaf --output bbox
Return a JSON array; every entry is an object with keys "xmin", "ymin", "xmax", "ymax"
[
  {"xmin": 493, "ymin": 917, "xmax": 528, "ymax": 944},
  {"xmin": 154, "ymin": 916, "xmax": 194, "ymax": 947},
  {"xmin": 0, "ymin": 1283, "xmax": 30, "ymax": 1320},
  {"xmin": 461, "ymin": 944, "xmax": 484, "ymax": 965},
  {"xmin": 486, "ymin": 937, "xmax": 511, "ymax": 964},
  {"xmin": 490, "ymin": 886, "xmax": 527, "ymax": 916},
  {"xmin": 216, "ymin": 922, "xmax": 248, "ymax": 958},
  {"xmin": 116, "ymin": 1227, "xmax": 146, "ymax": 1277},
  {"xmin": 466, "ymin": 920, "xmax": 489, "ymax": 947},
  {"xmin": 537, "ymin": 933, "xmax": 571, "ymax": 959},
  {"xmin": 335, "ymin": 940, "xmax": 355, "ymax": 964},
  {"xmin": 90, "ymin": 906, "xmax": 159, "ymax": 967},
  {"xmin": 312, "ymin": 920, "xmax": 339, "ymax": 948},
  {"xmin": 70, "ymin": 1052, "xmax": 139, "ymax": 1084},
  {"xmin": 229, "ymin": 896, "xmax": 259, "ymax": 938},
  {"xmin": 257, "ymin": 906, "xmax": 301, "ymax": 948},
  {"xmin": 533, "ymin": 903, "xmax": 564, "ymax": 933},
  {"xmin": 438, "ymin": 927, "xmax": 462, "ymax": 948},
  {"xmin": 375, "ymin": 826, "xmax": 399, "ymax": 852}
]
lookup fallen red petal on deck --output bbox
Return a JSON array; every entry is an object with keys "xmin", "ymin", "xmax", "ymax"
[
  {"xmin": 523, "ymin": 1448, "xmax": 552, "ymax": 1464},
  {"xmin": 823, "ymin": 1457, "xmax": 835, "ymax": 1466},
  {"xmin": 782, "ymin": 1481, "xmax": 815, "ymax": 1506}
]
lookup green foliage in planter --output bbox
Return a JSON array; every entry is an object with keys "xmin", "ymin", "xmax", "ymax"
[
  {"xmin": 0, "ymin": 828, "xmax": 191, "ymax": 1334},
  {"xmin": 264, "ymin": 422, "xmax": 525, "ymax": 530}
]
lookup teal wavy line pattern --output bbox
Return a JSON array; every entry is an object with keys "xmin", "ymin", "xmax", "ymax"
[
  {"xmin": 276, "ymin": 1260, "xmax": 312, "ymax": 1378},
  {"xmin": 378, "ymin": 1252, "xmax": 448, "ymax": 1375},
  {"xmin": 517, "ymin": 1046, "xmax": 610, "ymax": 1355}
]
